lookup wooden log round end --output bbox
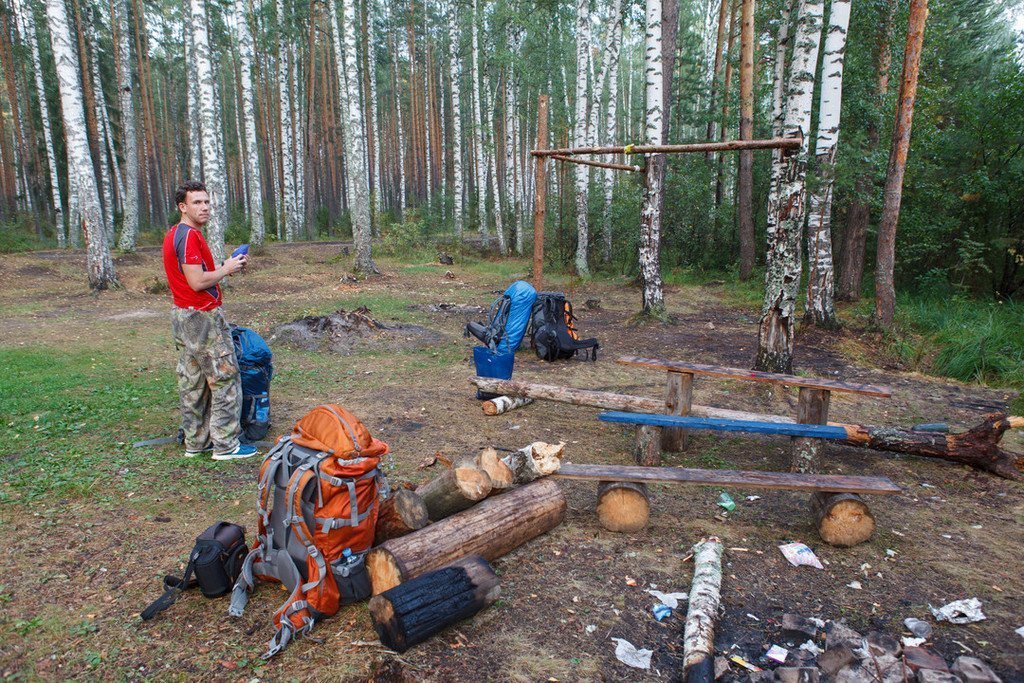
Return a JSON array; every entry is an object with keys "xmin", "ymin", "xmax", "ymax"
[
  {"xmin": 811, "ymin": 492, "xmax": 876, "ymax": 547},
  {"xmin": 479, "ymin": 448, "xmax": 515, "ymax": 489},
  {"xmin": 367, "ymin": 548, "xmax": 404, "ymax": 595},
  {"xmin": 596, "ymin": 481, "xmax": 650, "ymax": 533},
  {"xmin": 482, "ymin": 400, "xmax": 499, "ymax": 416},
  {"xmin": 455, "ymin": 465, "xmax": 493, "ymax": 500}
]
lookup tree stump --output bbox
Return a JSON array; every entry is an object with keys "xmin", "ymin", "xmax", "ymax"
[
  {"xmin": 375, "ymin": 489, "xmax": 429, "ymax": 544},
  {"xmin": 791, "ymin": 387, "xmax": 831, "ymax": 472},
  {"xmin": 596, "ymin": 481, "xmax": 650, "ymax": 532},
  {"xmin": 367, "ymin": 478, "xmax": 566, "ymax": 594},
  {"xmin": 368, "ymin": 554, "xmax": 500, "ymax": 653},
  {"xmin": 810, "ymin": 492, "xmax": 876, "ymax": 547},
  {"xmin": 478, "ymin": 447, "xmax": 514, "ymax": 490},
  {"xmin": 416, "ymin": 457, "xmax": 492, "ymax": 521},
  {"xmin": 635, "ymin": 425, "xmax": 661, "ymax": 467}
]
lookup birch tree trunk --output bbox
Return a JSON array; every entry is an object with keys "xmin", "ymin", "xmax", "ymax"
[
  {"xmin": 572, "ymin": 0, "xmax": 591, "ymax": 276},
  {"xmin": 235, "ymin": 0, "xmax": 265, "ymax": 245},
  {"xmin": 190, "ymin": 0, "xmax": 227, "ymax": 260},
  {"xmin": 505, "ymin": 31, "xmax": 522, "ymax": 253},
  {"xmin": 486, "ymin": 76, "xmax": 507, "ymax": 254},
  {"xmin": 15, "ymin": 0, "xmax": 64, "ymax": 244},
  {"xmin": 447, "ymin": 0, "xmax": 463, "ymax": 238},
  {"xmin": 765, "ymin": 0, "xmax": 793, "ymax": 242},
  {"xmin": 874, "ymin": 0, "xmax": 928, "ymax": 326},
  {"xmin": 737, "ymin": 0, "xmax": 755, "ymax": 279},
  {"xmin": 84, "ymin": 14, "xmax": 115, "ymax": 239},
  {"xmin": 46, "ymin": 0, "xmax": 117, "ymax": 289},
  {"xmin": 601, "ymin": 1, "xmax": 623, "ymax": 264},
  {"xmin": 184, "ymin": 2, "xmax": 202, "ymax": 179},
  {"xmin": 113, "ymin": 0, "xmax": 138, "ymax": 252},
  {"xmin": 754, "ymin": 0, "xmax": 823, "ymax": 373},
  {"xmin": 639, "ymin": 0, "xmax": 665, "ymax": 315},
  {"xmin": 277, "ymin": 0, "xmax": 297, "ymax": 241},
  {"xmin": 366, "ymin": 0, "xmax": 382, "ymax": 218},
  {"xmin": 336, "ymin": 0, "xmax": 377, "ymax": 274},
  {"xmin": 804, "ymin": 0, "xmax": 851, "ymax": 329},
  {"xmin": 470, "ymin": 0, "xmax": 488, "ymax": 245},
  {"xmin": 391, "ymin": 30, "xmax": 407, "ymax": 220}
]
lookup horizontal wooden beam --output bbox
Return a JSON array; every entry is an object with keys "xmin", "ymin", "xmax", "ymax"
[
  {"xmin": 531, "ymin": 137, "xmax": 801, "ymax": 158},
  {"xmin": 552, "ymin": 463, "xmax": 901, "ymax": 494},
  {"xmin": 599, "ymin": 411, "xmax": 853, "ymax": 440},
  {"xmin": 616, "ymin": 356, "xmax": 893, "ymax": 397},
  {"xmin": 550, "ymin": 154, "xmax": 641, "ymax": 172}
]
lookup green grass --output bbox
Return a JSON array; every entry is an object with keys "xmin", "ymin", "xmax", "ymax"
[
  {"xmin": 0, "ymin": 347, "xmax": 251, "ymax": 505},
  {"xmin": 663, "ymin": 266, "xmax": 766, "ymax": 308}
]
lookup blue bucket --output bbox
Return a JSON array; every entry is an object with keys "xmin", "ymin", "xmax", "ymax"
[{"xmin": 474, "ymin": 346, "xmax": 515, "ymax": 380}]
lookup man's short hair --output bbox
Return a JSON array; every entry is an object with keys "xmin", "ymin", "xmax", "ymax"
[{"xmin": 175, "ymin": 180, "xmax": 207, "ymax": 207}]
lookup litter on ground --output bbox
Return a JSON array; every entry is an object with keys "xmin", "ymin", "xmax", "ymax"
[
  {"xmin": 611, "ymin": 638, "xmax": 653, "ymax": 670},
  {"xmin": 930, "ymin": 597, "xmax": 986, "ymax": 624},
  {"xmin": 778, "ymin": 542, "xmax": 824, "ymax": 569}
]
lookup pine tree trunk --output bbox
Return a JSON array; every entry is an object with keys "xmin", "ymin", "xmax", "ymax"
[
  {"xmin": 737, "ymin": 0, "xmax": 755, "ymax": 279},
  {"xmin": 640, "ymin": 0, "xmax": 665, "ymax": 315},
  {"xmin": 874, "ymin": 0, "xmax": 927, "ymax": 327},
  {"xmin": 804, "ymin": 0, "xmax": 851, "ymax": 329},
  {"xmin": 46, "ymin": 0, "xmax": 117, "ymax": 289},
  {"xmin": 705, "ymin": 0, "xmax": 729, "ymax": 155},
  {"xmin": 572, "ymin": 0, "xmax": 591, "ymax": 275},
  {"xmin": 838, "ymin": 0, "xmax": 893, "ymax": 301},
  {"xmin": 190, "ymin": 0, "xmax": 227, "ymax": 260},
  {"xmin": 447, "ymin": 0, "xmax": 463, "ymax": 238},
  {"xmin": 714, "ymin": 0, "xmax": 737, "ymax": 215},
  {"xmin": 15, "ymin": 0, "xmax": 65, "ymax": 242},
  {"xmin": 470, "ymin": 0, "xmax": 488, "ymax": 245},
  {"xmin": 754, "ymin": 0, "xmax": 823, "ymax": 373},
  {"xmin": 235, "ymin": 0, "xmax": 265, "ymax": 245},
  {"xmin": 486, "ymin": 76, "xmax": 507, "ymax": 254},
  {"xmin": 337, "ymin": 0, "xmax": 377, "ymax": 273}
]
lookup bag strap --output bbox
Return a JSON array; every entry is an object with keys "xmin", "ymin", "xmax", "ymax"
[{"xmin": 140, "ymin": 549, "xmax": 200, "ymax": 620}]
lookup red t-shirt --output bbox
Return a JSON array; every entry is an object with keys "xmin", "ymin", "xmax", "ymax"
[{"xmin": 162, "ymin": 224, "xmax": 222, "ymax": 310}]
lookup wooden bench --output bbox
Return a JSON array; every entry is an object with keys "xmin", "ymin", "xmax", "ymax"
[{"xmin": 615, "ymin": 355, "xmax": 892, "ymax": 472}]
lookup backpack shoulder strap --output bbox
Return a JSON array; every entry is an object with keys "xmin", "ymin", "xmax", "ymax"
[{"xmin": 141, "ymin": 547, "xmax": 201, "ymax": 620}]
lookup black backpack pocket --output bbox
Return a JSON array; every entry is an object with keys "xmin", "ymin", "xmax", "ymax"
[{"xmin": 332, "ymin": 553, "xmax": 372, "ymax": 605}]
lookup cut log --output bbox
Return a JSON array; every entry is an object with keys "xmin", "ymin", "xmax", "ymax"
[
  {"xmin": 501, "ymin": 441, "xmax": 564, "ymax": 484},
  {"xmin": 374, "ymin": 489, "xmax": 430, "ymax": 544},
  {"xmin": 482, "ymin": 395, "xmax": 535, "ymax": 415},
  {"xmin": 416, "ymin": 456, "xmax": 492, "ymax": 521},
  {"xmin": 368, "ymin": 554, "xmax": 500, "ymax": 652},
  {"xmin": 662, "ymin": 371, "xmax": 694, "ymax": 452},
  {"xmin": 635, "ymin": 425, "xmax": 661, "ymax": 467},
  {"xmin": 367, "ymin": 478, "xmax": 566, "ymax": 594},
  {"xmin": 471, "ymin": 378, "xmax": 1024, "ymax": 480},
  {"xmin": 596, "ymin": 481, "xmax": 650, "ymax": 532},
  {"xmin": 683, "ymin": 538, "xmax": 724, "ymax": 683},
  {"xmin": 810, "ymin": 492, "xmax": 876, "ymax": 547},
  {"xmin": 791, "ymin": 387, "xmax": 831, "ymax": 473},
  {"xmin": 478, "ymin": 447, "xmax": 514, "ymax": 490}
]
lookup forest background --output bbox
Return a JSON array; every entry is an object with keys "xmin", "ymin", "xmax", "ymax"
[{"xmin": 0, "ymin": 0, "xmax": 1022, "ymax": 389}]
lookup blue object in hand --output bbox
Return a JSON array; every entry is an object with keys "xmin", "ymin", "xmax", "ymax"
[{"xmin": 231, "ymin": 244, "xmax": 249, "ymax": 258}]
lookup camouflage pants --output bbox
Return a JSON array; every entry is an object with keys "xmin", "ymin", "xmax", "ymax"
[{"xmin": 171, "ymin": 307, "xmax": 241, "ymax": 454}]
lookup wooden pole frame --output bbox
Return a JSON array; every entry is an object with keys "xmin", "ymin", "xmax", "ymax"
[
  {"xmin": 531, "ymin": 95, "xmax": 548, "ymax": 291},
  {"xmin": 550, "ymin": 154, "xmax": 641, "ymax": 172},
  {"xmin": 533, "ymin": 136, "xmax": 800, "ymax": 158}
]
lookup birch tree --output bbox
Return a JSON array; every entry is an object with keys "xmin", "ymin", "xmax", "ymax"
[
  {"xmin": 184, "ymin": 3, "xmax": 202, "ymax": 179},
  {"xmin": 639, "ymin": 0, "xmax": 665, "ymax": 314},
  {"xmin": 572, "ymin": 0, "xmax": 591, "ymax": 276},
  {"xmin": 804, "ymin": 0, "xmax": 851, "ymax": 328},
  {"xmin": 754, "ymin": 0, "xmax": 823, "ymax": 373},
  {"xmin": 601, "ymin": 0, "xmax": 623, "ymax": 264},
  {"xmin": 335, "ymin": 0, "xmax": 377, "ymax": 274},
  {"xmin": 486, "ymin": 76, "xmax": 507, "ymax": 254},
  {"xmin": 85, "ymin": 12, "xmax": 116, "ymax": 238},
  {"xmin": 113, "ymin": 0, "xmax": 139, "ymax": 251},
  {"xmin": 277, "ymin": 0, "xmax": 298, "ymax": 240},
  {"xmin": 46, "ymin": 0, "xmax": 117, "ymax": 288},
  {"xmin": 14, "ymin": 0, "xmax": 64, "ymax": 245},
  {"xmin": 234, "ymin": 0, "xmax": 264, "ymax": 244},
  {"xmin": 448, "ymin": 0, "xmax": 463, "ymax": 237},
  {"xmin": 470, "ymin": 0, "xmax": 488, "ymax": 244},
  {"xmin": 189, "ymin": 0, "xmax": 228, "ymax": 260}
]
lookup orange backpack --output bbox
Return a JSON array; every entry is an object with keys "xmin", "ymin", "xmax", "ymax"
[{"xmin": 229, "ymin": 405, "xmax": 389, "ymax": 658}]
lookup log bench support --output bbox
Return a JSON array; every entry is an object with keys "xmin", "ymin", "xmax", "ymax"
[
  {"xmin": 662, "ymin": 370, "xmax": 693, "ymax": 452},
  {"xmin": 792, "ymin": 387, "xmax": 831, "ymax": 473}
]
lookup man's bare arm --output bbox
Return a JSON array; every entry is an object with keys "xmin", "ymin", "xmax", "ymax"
[{"xmin": 182, "ymin": 254, "xmax": 247, "ymax": 292}]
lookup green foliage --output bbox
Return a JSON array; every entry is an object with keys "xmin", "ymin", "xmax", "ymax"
[{"xmin": 0, "ymin": 214, "xmax": 52, "ymax": 253}]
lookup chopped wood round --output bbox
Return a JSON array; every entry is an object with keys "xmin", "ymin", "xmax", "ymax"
[
  {"xmin": 810, "ymin": 492, "xmax": 876, "ymax": 547},
  {"xmin": 596, "ymin": 481, "xmax": 650, "ymax": 532},
  {"xmin": 417, "ymin": 457, "xmax": 492, "ymax": 521},
  {"xmin": 368, "ymin": 554, "xmax": 500, "ymax": 653},
  {"xmin": 367, "ymin": 478, "xmax": 566, "ymax": 594},
  {"xmin": 478, "ymin": 448, "xmax": 514, "ymax": 490},
  {"xmin": 374, "ymin": 489, "xmax": 430, "ymax": 544}
]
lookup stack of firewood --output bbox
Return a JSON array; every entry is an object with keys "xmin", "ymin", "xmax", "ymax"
[{"xmin": 366, "ymin": 442, "xmax": 567, "ymax": 651}]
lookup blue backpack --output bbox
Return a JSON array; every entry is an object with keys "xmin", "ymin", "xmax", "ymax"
[
  {"xmin": 230, "ymin": 326, "xmax": 273, "ymax": 442},
  {"xmin": 464, "ymin": 280, "xmax": 537, "ymax": 354}
]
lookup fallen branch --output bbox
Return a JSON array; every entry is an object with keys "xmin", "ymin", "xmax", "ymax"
[
  {"xmin": 482, "ymin": 396, "xmax": 534, "ymax": 416},
  {"xmin": 683, "ymin": 538, "xmax": 724, "ymax": 683}
]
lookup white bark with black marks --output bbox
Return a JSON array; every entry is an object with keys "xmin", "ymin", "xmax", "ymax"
[
  {"xmin": 573, "ymin": 0, "xmax": 591, "ymax": 276},
  {"xmin": 470, "ymin": 0, "xmax": 488, "ymax": 245},
  {"xmin": 804, "ymin": 0, "xmax": 850, "ymax": 329},
  {"xmin": 113, "ymin": 0, "xmax": 139, "ymax": 251},
  {"xmin": 640, "ymin": 0, "xmax": 665, "ymax": 314},
  {"xmin": 234, "ymin": 0, "xmax": 265, "ymax": 245},
  {"xmin": 448, "ymin": 0, "xmax": 464, "ymax": 237},
  {"xmin": 601, "ymin": 0, "xmax": 623, "ymax": 264}
]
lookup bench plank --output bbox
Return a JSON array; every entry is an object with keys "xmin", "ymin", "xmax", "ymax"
[
  {"xmin": 599, "ymin": 411, "xmax": 852, "ymax": 440},
  {"xmin": 616, "ymin": 356, "xmax": 892, "ymax": 397},
  {"xmin": 553, "ymin": 463, "xmax": 901, "ymax": 495}
]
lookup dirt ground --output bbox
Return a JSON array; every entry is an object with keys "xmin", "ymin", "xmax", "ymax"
[{"xmin": 0, "ymin": 244, "xmax": 1021, "ymax": 681}]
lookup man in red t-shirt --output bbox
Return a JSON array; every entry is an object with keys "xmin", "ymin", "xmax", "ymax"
[{"xmin": 162, "ymin": 181, "xmax": 255, "ymax": 460}]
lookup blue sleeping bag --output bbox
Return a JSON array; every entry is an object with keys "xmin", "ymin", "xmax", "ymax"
[{"xmin": 499, "ymin": 280, "xmax": 537, "ymax": 353}]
